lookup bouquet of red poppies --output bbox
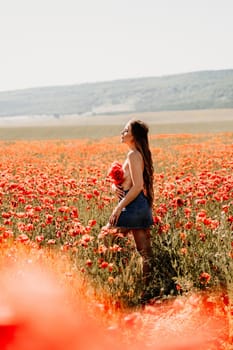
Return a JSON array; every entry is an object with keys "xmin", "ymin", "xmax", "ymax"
[{"xmin": 107, "ymin": 161, "xmax": 124, "ymax": 186}]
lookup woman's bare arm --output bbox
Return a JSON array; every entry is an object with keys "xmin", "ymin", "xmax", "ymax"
[
  {"xmin": 117, "ymin": 150, "xmax": 144, "ymax": 209},
  {"xmin": 108, "ymin": 150, "xmax": 144, "ymax": 226}
]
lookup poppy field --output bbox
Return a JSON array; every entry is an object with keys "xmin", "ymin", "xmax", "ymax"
[{"xmin": 0, "ymin": 131, "xmax": 233, "ymax": 349}]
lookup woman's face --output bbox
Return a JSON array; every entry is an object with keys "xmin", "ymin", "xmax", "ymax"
[{"xmin": 120, "ymin": 122, "xmax": 134, "ymax": 144}]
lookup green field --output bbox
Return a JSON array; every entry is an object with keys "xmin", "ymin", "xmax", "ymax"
[{"xmin": 0, "ymin": 109, "xmax": 232, "ymax": 140}]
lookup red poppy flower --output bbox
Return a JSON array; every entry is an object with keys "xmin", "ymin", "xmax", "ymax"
[
  {"xmin": 107, "ymin": 161, "xmax": 124, "ymax": 186},
  {"xmin": 200, "ymin": 272, "xmax": 211, "ymax": 284}
]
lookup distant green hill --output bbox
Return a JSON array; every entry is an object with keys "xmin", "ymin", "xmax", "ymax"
[{"xmin": 0, "ymin": 69, "xmax": 233, "ymax": 117}]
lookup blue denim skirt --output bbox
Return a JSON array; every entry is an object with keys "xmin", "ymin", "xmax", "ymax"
[{"xmin": 116, "ymin": 190, "xmax": 154, "ymax": 229}]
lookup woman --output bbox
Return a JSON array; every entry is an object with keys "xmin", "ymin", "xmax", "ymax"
[{"xmin": 108, "ymin": 119, "xmax": 155, "ymax": 303}]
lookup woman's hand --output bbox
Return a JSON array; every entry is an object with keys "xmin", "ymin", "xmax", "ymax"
[
  {"xmin": 108, "ymin": 206, "xmax": 122, "ymax": 226},
  {"xmin": 111, "ymin": 184, "xmax": 125, "ymax": 199}
]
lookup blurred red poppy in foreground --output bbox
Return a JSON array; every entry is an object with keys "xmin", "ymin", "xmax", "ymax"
[{"xmin": 0, "ymin": 263, "xmax": 118, "ymax": 350}]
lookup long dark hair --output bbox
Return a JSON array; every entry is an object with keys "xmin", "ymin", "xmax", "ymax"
[{"xmin": 130, "ymin": 120, "xmax": 154, "ymax": 207}]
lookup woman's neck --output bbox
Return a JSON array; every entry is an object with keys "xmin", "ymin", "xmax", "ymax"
[{"xmin": 127, "ymin": 141, "xmax": 137, "ymax": 151}]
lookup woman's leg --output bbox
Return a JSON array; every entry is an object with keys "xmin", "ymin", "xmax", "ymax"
[{"xmin": 132, "ymin": 229, "xmax": 154, "ymax": 288}]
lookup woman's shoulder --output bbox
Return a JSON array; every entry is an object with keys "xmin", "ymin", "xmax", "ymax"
[{"xmin": 127, "ymin": 149, "xmax": 143, "ymax": 163}]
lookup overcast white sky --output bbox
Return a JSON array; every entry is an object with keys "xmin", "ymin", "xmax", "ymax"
[{"xmin": 0, "ymin": 0, "xmax": 232, "ymax": 92}]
